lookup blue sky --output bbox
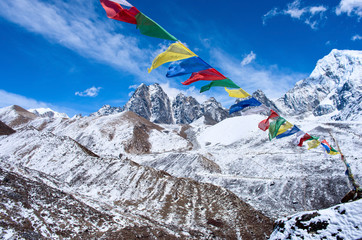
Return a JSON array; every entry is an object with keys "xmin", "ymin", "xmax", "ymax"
[{"xmin": 0, "ymin": 0, "xmax": 361, "ymax": 116}]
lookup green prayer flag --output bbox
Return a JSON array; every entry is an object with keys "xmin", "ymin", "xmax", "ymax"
[
  {"xmin": 200, "ymin": 79, "xmax": 240, "ymax": 93},
  {"xmin": 135, "ymin": 12, "xmax": 178, "ymax": 41},
  {"xmin": 269, "ymin": 117, "xmax": 286, "ymax": 140}
]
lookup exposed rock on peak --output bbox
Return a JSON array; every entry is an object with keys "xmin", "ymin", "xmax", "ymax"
[
  {"xmin": 172, "ymin": 93, "xmax": 203, "ymax": 124},
  {"xmin": 0, "ymin": 105, "xmax": 37, "ymax": 128},
  {"xmin": 277, "ymin": 49, "xmax": 362, "ymax": 120},
  {"xmin": 252, "ymin": 89, "xmax": 280, "ymax": 113},
  {"xmin": 90, "ymin": 104, "xmax": 123, "ymax": 117},
  {"xmin": 28, "ymin": 108, "xmax": 69, "ymax": 118},
  {"xmin": 0, "ymin": 120, "xmax": 15, "ymax": 135},
  {"xmin": 124, "ymin": 83, "xmax": 173, "ymax": 124},
  {"xmin": 201, "ymin": 97, "xmax": 228, "ymax": 124}
]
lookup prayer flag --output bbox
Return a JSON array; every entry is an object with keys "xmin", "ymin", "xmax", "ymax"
[
  {"xmin": 276, "ymin": 121, "xmax": 293, "ymax": 135},
  {"xmin": 148, "ymin": 42, "xmax": 196, "ymax": 73},
  {"xmin": 200, "ymin": 79, "xmax": 240, "ymax": 93},
  {"xmin": 229, "ymin": 97, "xmax": 262, "ymax": 114},
  {"xmin": 276, "ymin": 125, "xmax": 301, "ymax": 139},
  {"xmin": 135, "ymin": 12, "xmax": 177, "ymax": 41},
  {"xmin": 293, "ymin": 131, "xmax": 306, "ymax": 145},
  {"xmin": 298, "ymin": 133, "xmax": 313, "ymax": 147},
  {"xmin": 166, "ymin": 57, "xmax": 211, "ymax": 78},
  {"xmin": 258, "ymin": 110, "xmax": 279, "ymax": 131},
  {"xmin": 321, "ymin": 140, "xmax": 339, "ymax": 155},
  {"xmin": 182, "ymin": 68, "xmax": 226, "ymax": 85},
  {"xmin": 308, "ymin": 139, "xmax": 321, "ymax": 150},
  {"xmin": 100, "ymin": 0, "xmax": 140, "ymax": 24},
  {"xmin": 269, "ymin": 117, "xmax": 286, "ymax": 140},
  {"xmin": 225, "ymin": 88, "xmax": 250, "ymax": 98}
]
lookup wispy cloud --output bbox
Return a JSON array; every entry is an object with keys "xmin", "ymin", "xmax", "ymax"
[
  {"xmin": 241, "ymin": 51, "xmax": 256, "ymax": 66},
  {"xmin": 351, "ymin": 34, "xmax": 362, "ymax": 40},
  {"xmin": 263, "ymin": 0, "xmax": 328, "ymax": 29},
  {"xmin": 0, "ymin": 89, "xmax": 77, "ymax": 116},
  {"xmin": 0, "ymin": 0, "xmax": 160, "ymax": 82},
  {"xmin": 75, "ymin": 87, "xmax": 102, "ymax": 97},
  {"xmin": 336, "ymin": 0, "xmax": 362, "ymax": 18},
  {"xmin": 209, "ymin": 49, "xmax": 307, "ymax": 99},
  {"xmin": 159, "ymin": 82, "xmax": 209, "ymax": 103}
]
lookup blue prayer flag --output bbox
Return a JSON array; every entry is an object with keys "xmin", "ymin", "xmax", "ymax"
[
  {"xmin": 229, "ymin": 97, "xmax": 262, "ymax": 114},
  {"xmin": 166, "ymin": 57, "xmax": 211, "ymax": 78}
]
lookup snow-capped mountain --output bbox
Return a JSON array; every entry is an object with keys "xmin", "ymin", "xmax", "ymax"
[
  {"xmin": 124, "ymin": 83, "xmax": 173, "ymax": 124},
  {"xmin": 89, "ymin": 104, "xmax": 123, "ymax": 117},
  {"xmin": 28, "ymin": 107, "xmax": 69, "ymax": 118},
  {"xmin": 0, "ymin": 105, "xmax": 37, "ymax": 128},
  {"xmin": 172, "ymin": 93, "xmax": 203, "ymax": 124},
  {"xmin": 277, "ymin": 49, "xmax": 362, "ymax": 120}
]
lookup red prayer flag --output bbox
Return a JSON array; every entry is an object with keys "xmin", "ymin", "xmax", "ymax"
[
  {"xmin": 258, "ymin": 110, "xmax": 279, "ymax": 131},
  {"xmin": 298, "ymin": 133, "xmax": 312, "ymax": 147},
  {"xmin": 182, "ymin": 68, "xmax": 226, "ymax": 85},
  {"xmin": 100, "ymin": 0, "xmax": 140, "ymax": 24}
]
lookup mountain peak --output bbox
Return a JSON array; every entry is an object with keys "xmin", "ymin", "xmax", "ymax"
[
  {"xmin": 277, "ymin": 49, "xmax": 362, "ymax": 120},
  {"xmin": 28, "ymin": 108, "xmax": 69, "ymax": 118}
]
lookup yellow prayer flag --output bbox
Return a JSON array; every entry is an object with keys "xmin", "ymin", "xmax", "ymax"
[
  {"xmin": 224, "ymin": 87, "xmax": 250, "ymax": 98},
  {"xmin": 307, "ymin": 139, "xmax": 320, "ymax": 150},
  {"xmin": 276, "ymin": 121, "xmax": 293, "ymax": 135},
  {"xmin": 148, "ymin": 42, "xmax": 197, "ymax": 73},
  {"xmin": 328, "ymin": 150, "xmax": 340, "ymax": 155}
]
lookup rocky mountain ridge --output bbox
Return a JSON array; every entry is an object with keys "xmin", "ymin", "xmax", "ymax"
[{"xmin": 277, "ymin": 49, "xmax": 362, "ymax": 120}]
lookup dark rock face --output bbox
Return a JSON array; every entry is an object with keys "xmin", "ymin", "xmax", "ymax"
[
  {"xmin": 0, "ymin": 121, "xmax": 15, "ymax": 135},
  {"xmin": 172, "ymin": 94, "xmax": 203, "ymax": 124},
  {"xmin": 124, "ymin": 83, "xmax": 173, "ymax": 124},
  {"xmin": 201, "ymin": 97, "xmax": 229, "ymax": 124},
  {"xmin": 90, "ymin": 105, "xmax": 123, "ymax": 117},
  {"xmin": 253, "ymin": 89, "xmax": 281, "ymax": 113}
]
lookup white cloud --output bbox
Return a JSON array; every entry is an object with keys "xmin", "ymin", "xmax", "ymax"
[
  {"xmin": 352, "ymin": 34, "xmax": 362, "ymax": 40},
  {"xmin": 75, "ymin": 87, "xmax": 102, "ymax": 97},
  {"xmin": 159, "ymin": 82, "xmax": 209, "ymax": 103},
  {"xmin": 128, "ymin": 84, "xmax": 139, "ymax": 89},
  {"xmin": 241, "ymin": 51, "xmax": 256, "ymax": 66},
  {"xmin": 263, "ymin": 0, "xmax": 328, "ymax": 29},
  {"xmin": 0, "ymin": 89, "xmax": 77, "ymax": 116},
  {"xmin": 336, "ymin": 0, "xmax": 362, "ymax": 18},
  {"xmin": 209, "ymin": 48, "xmax": 307, "ymax": 99},
  {"xmin": 0, "ymin": 0, "xmax": 159, "ymax": 81}
]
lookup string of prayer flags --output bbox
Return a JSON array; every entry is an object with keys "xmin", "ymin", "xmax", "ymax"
[
  {"xmin": 166, "ymin": 57, "xmax": 211, "ymax": 78},
  {"xmin": 229, "ymin": 97, "xmax": 262, "ymax": 114},
  {"xmin": 321, "ymin": 140, "xmax": 340, "ymax": 155},
  {"xmin": 269, "ymin": 117, "xmax": 287, "ymax": 140},
  {"xmin": 308, "ymin": 139, "xmax": 321, "ymax": 150},
  {"xmin": 135, "ymin": 12, "xmax": 178, "ymax": 41},
  {"xmin": 276, "ymin": 125, "xmax": 301, "ymax": 139},
  {"xmin": 100, "ymin": 0, "xmax": 139, "ymax": 24},
  {"xmin": 200, "ymin": 79, "xmax": 240, "ymax": 93},
  {"xmin": 182, "ymin": 68, "xmax": 227, "ymax": 85},
  {"xmin": 258, "ymin": 110, "xmax": 279, "ymax": 131},
  {"xmin": 148, "ymin": 42, "xmax": 196, "ymax": 73},
  {"xmin": 225, "ymin": 87, "xmax": 251, "ymax": 98}
]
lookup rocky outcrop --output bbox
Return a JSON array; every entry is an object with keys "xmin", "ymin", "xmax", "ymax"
[{"xmin": 124, "ymin": 83, "xmax": 173, "ymax": 124}]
